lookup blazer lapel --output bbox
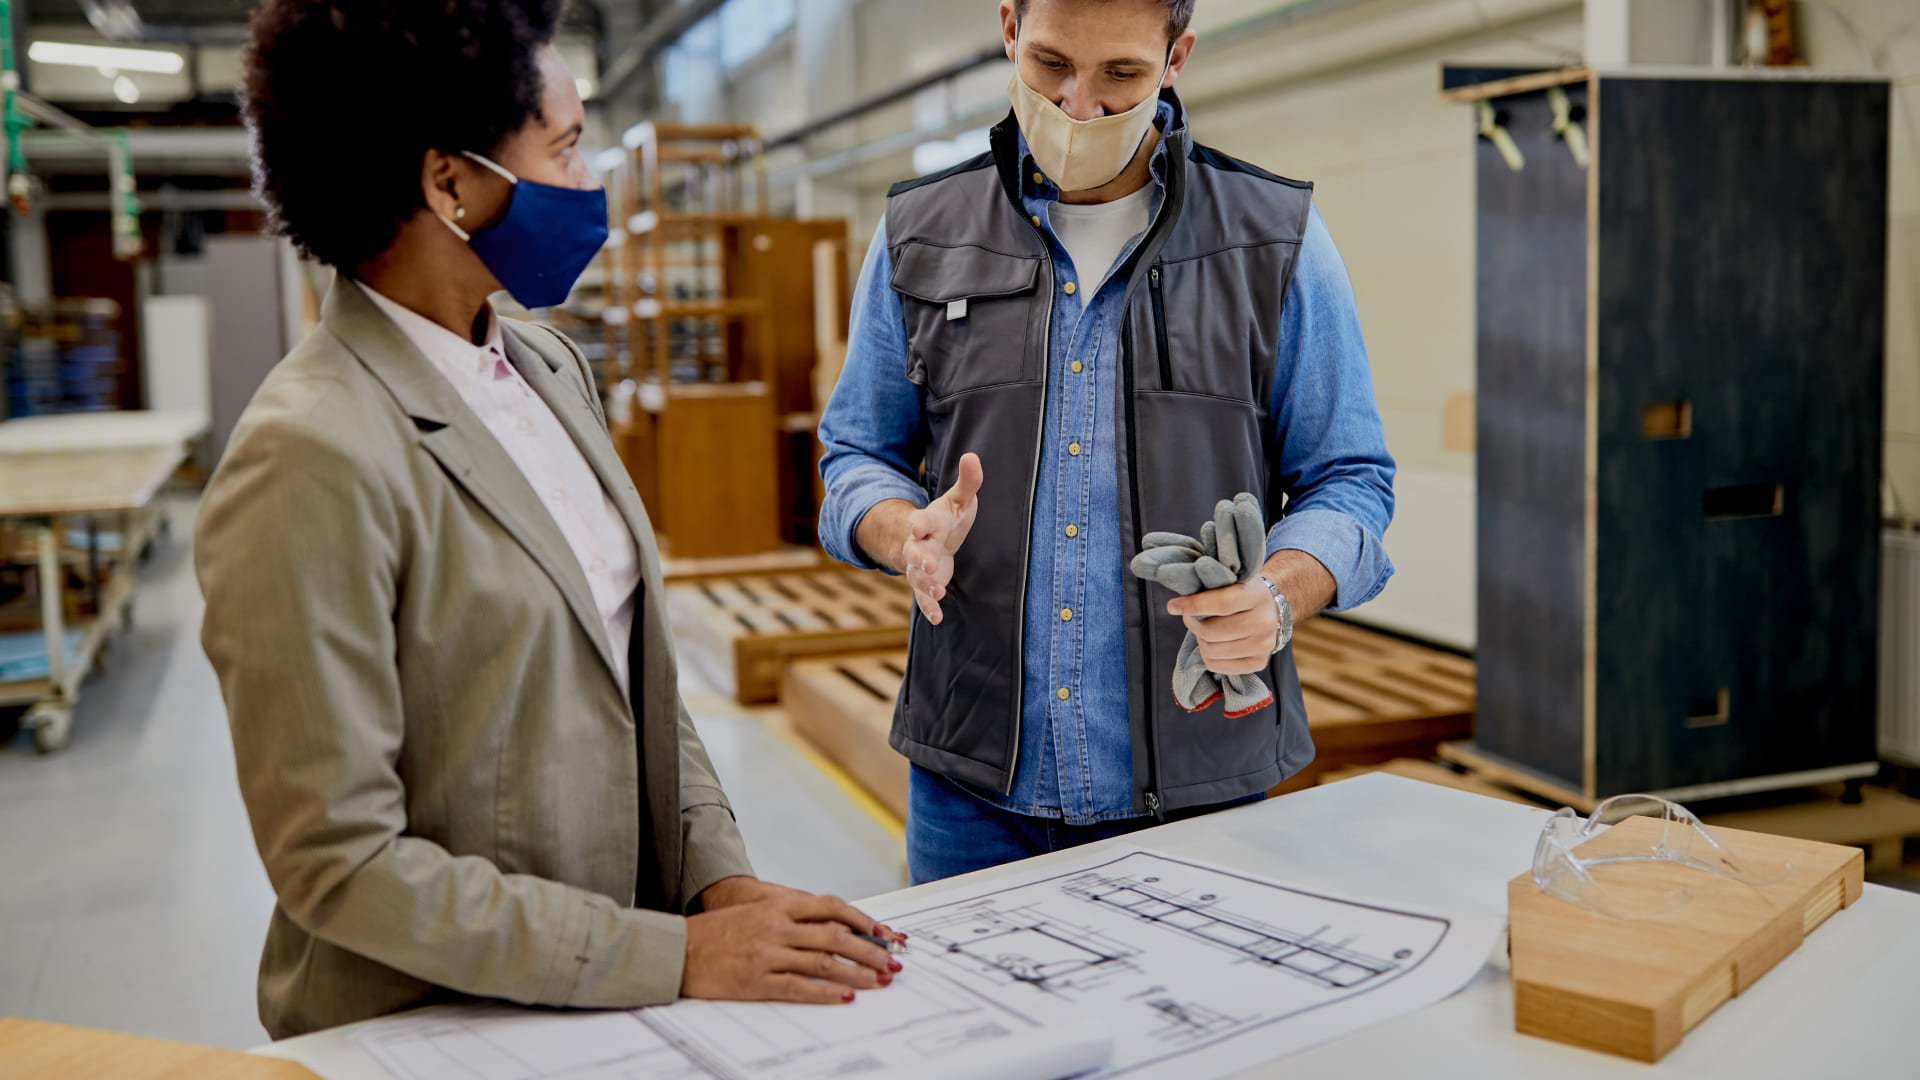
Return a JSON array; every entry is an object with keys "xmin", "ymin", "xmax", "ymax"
[
  {"xmin": 321, "ymin": 278, "xmax": 625, "ymax": 688},
  {"xmin": 498, "ymin": 324, "xmax": 666, "ymax": 590},
  {"xmin": 501, "ymin": 322, "xmax": 686, "ymax": 894}
]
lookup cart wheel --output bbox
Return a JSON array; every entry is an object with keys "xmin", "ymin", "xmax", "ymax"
[{"xmin": 28, "ymin": 704, "xmax": 73, "ymax": 754}]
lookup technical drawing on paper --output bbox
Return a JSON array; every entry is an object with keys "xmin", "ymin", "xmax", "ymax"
[
  {"xmin": 637, "ymin": 962, "xmax": 1064, "ymax": 1080},
  {"xmin": 354, "ymin": 1006, "xmax": 716, "ymax": 1080},
  {"xmin": 876, "ymin": 849, "xmax": 1460, "ymax": 1077},
  {"xmin": 352, "ymin": 849, "xmax": 1493, "ymax": 1080}
]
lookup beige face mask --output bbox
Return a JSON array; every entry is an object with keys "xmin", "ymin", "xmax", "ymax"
[{"xmin": 1008, "ymin": 35, "xmax": 1173, "ymax": 193}]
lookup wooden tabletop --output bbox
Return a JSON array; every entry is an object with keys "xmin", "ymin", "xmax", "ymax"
[
  {"xmin": 0, "ymin": 1018, "xmax": 317, "ymax": 1080},
  {"xmin": 0, "ymin": 446, "xmax": 186, "ymax": 518}
]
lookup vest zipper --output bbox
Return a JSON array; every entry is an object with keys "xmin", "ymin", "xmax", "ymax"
[
  {"xmin": 1004, "ymin": 221, "xmax": 1058, "ymax": 796},
  {"xmin": 1122, "ymin": 316, "xmax": 1166, "ymax": 823},
  {"xmin": 1149, "ymin": 266, "xmax": 1172, "ymax": 391}
]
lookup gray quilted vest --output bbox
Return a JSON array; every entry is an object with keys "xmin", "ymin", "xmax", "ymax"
[{"xmin": 883, "ymin": 89, "xmax": 1316, "ymax": 817}]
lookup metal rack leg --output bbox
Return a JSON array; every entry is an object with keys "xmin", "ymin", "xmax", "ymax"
[{"xmin": 27, "ymin": 522, "xmax": 73, "ymax": 753}]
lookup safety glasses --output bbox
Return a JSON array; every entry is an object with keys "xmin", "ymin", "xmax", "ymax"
[{"xmin": 1531, "ymin": 794, "xmax": 1794, "ymax": 919}]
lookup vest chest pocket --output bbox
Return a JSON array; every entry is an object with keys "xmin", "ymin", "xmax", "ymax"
[{"xmin": 890, "ymin": 242, "xmax": 1042, "ymax": 401}]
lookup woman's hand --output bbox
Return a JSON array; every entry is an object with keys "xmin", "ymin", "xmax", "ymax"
[
  {"xmin": 699, "ymin": 877, "xmax": 907, "ymax": 945},
  {"xmin": 681, "ymin": 888, "xmax": 905, "ymax": 1004}
]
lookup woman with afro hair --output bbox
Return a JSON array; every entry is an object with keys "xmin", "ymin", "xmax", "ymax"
[{"xmin": 195, "ymin": 0, "xmax": 902, "ymax": 1039}]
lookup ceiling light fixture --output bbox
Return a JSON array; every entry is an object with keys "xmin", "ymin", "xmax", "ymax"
[
  {"xmin": 112, "ymin": 75, "xmax": 139, "ymax": 103},
  {"xmin": 28, "ymin": 41, "xmax": 183, "ymax": 74}
]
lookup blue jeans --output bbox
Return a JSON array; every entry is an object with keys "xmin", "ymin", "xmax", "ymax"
[{"xmin": 906, "ymin": 765, "xmax": 1266, "ymax": 885}]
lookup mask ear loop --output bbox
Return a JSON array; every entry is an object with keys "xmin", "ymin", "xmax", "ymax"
[{"xmin": 438, "ymin": 151, "xmax": 520, "ymax": 241}]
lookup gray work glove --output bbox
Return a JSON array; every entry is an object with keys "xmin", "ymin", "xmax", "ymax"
[{"xmin": 1128, "ymin": 493, "xmax": 1276, "ymax": 718}]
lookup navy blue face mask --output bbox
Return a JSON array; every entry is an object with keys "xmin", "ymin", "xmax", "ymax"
[{"xmin": 441, "ymin": 150, "xmax": 608, "ymax": 310}]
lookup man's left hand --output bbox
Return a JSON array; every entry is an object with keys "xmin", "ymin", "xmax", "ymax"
[
  {"xmin": 1168, "ymin": 581, "xmax": 1278, "ymax": 676},
  {"xmin": 1169, "ymin": 551, "xmax": 1338, "ymax": 676}
]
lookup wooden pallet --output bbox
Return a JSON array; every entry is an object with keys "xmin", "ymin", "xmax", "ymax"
[
  {"xmin": 1697, "ymin": 783, "xmax": 1920, "ymax": 874},
  {"xmin": 784, "ymin": 651, "xmax": 910, "ymax": 820},
  {"xmin": 667, "ymin": 571, "xmax": 912, "ymax": 703},
  {"xmin": 1439, "ymin": 744, "xmax": 1920, "ymax": 872},
  {"xmin": 656, "ymin": 538, "xmax": 834, "ymax": 584},
  {"xmin": 1268, "ymin": 618, "xmax": 1477, "ymax": 794},
  {"xmin": 1318, "ymin": 758, "xmax": 1541, "ymax": 806}
]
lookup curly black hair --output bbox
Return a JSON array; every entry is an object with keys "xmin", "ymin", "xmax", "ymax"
[{"xmin": 243, "ymin": 0, "xmax": 565, "ymax": 270}]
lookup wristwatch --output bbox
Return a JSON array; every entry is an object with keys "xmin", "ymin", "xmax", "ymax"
[{"xmin": 1259, "ymin": 576, "xmax": 1294, "ymax": 655}]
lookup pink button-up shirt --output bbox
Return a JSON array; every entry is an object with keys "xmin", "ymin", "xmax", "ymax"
[{"xmin": 361, "ymin": 282, "xmax": 642, "ymax": 696}]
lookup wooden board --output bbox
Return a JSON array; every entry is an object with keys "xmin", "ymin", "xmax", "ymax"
[
  {"xmin": 667, "ymin": 571, "xmax": 912, "ymax": 703},
  {"xmin": 1701, "ymin": 783, "xmax": 1920, "ymax": 874},
  {"xmin": 1437, "ymin": 64, "xmax": 1591, "ymax": 102},
  {"xmin": 1509, "ymin": 816, "xmax": 1864, "ymax": 1062},
  {"xmin": 1319, "ymin": 758, "xmax": 1541, "ymax": 806},
  {"xmin": 0, "ymin": 1018, "xmax": 317, "ymax": 1080},
  {"xmin": 1268, "ymin": 618, "xmax": 1476, "ymax": 794},
  {"xmin": 785, "ymin": 651, "xmax": 909, "ymax": 819},
  {"xmin": 0, "ymin": 446, "xmax": 184, "ymax": 517},
  {"xmin": 654, "ymin": 385, "xmax": 782, "ymax": 559}
]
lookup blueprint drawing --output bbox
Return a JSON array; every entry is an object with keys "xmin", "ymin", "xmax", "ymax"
[{"xmin": 867, "ymin": 847, "xmax": 1501, "ymax": 1078}]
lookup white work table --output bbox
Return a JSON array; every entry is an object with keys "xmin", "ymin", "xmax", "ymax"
[{"xmin": 257, "ymin": 774, "xmax": 1920, "ymax": 1078}]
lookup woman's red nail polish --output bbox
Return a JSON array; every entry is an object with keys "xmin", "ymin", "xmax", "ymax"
[
  {"xmin": 878, "ymin": 972, "xmax": 893, "ymax": 986},
  {"xmin": 843, "ymin": 990, "xmax": 856, "ymax": 1002},
  {"xmin": 889, "ymin": 959, "xmax": 903, "ymax": 972}
]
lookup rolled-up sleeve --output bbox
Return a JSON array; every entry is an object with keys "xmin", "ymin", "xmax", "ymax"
[
  {"xmin": 816, "ymin": 216, "xmax": 930, "ymax": 572},
  {"xmin": 1265, "ymin": 206, "xmax": 1397, "ymax": 611}
]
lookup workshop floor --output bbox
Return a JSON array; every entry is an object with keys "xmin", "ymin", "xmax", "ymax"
[{"xmin": 0, "ymin": 498, "xmax": 902, "ymax": 1050}]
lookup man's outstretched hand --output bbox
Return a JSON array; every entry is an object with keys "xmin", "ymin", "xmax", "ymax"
[{"xmin": 901, "ymin": 453, "xmax": 983, "ymax": 625}]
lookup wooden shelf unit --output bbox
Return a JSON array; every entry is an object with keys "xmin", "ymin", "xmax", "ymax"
[{"xmin": 594, "ymin": 123, "xmax": 853, "ymax": 558}]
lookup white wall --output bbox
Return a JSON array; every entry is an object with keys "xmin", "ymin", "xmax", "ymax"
[{"xmin": 661, "ymin": 0, "xmax": 1920, "ymax": 648}]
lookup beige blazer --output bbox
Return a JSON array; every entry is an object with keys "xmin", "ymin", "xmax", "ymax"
[{"xmin": 196, "ymin": 278, "xmax": 754, "ymax": 1039}]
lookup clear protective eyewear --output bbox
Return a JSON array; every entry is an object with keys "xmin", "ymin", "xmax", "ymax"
[{"xmin": 1531, "ymin": 794, "xmax": 1794, "ymax": 919}]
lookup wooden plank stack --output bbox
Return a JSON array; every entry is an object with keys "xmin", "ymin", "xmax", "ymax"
[
  {"xmin": 784, "ymin": 652, "xmax": 910, "ymax": 819},
  {"xmin": 666, "ymin": 571, "xmax": 912, "ymax": 703}
]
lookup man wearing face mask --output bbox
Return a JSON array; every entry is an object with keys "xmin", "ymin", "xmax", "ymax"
[
  {"xmin": 818, "ymin": 0, "xmax": 1397, "ymax": 884},
  {"xmin": 197, "ymin": 0, "xmax": 903, "ymax": 1038}
]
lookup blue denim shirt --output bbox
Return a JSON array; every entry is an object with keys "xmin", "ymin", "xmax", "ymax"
[{"xmin": 818, "ymin": 107, "xmax": 1396, "ymax": 824}]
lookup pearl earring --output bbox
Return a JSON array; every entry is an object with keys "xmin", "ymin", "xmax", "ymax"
[{"xmin": 454, "ymin": 207, "xmax": 467, "ymax": 219}]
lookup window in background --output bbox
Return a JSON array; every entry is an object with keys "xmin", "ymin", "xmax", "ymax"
[
  {"xmin": 718, "ymin": 0, "xmax": 795, "ymax": 70},
  {"xmin": 662, "ymin": 12, "xmax": 722, "ymax": 108}
]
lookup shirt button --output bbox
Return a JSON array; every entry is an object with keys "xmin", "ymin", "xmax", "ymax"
[
  {"xmin": 1063, "ymin": 281, "xmax": 1076, "ymax": 296},
  {"xmin": 1031, "ymin": 214, "xmax": 1042, "ymax": 227},
  {"xmin": 1068, "ymin": 442, "xmax": 1081, "ymax": 457},
  {"xmin": 550, "ymin": 488, "xmax": 565, "ymax": 504},
  {"xmin": 1071, "ymin": 360, "xmax": 1084, "ymax": 374},
  {"xmin": 1065, "ymin": 524, "xmax": 1078, "ymax": 538},
  {"xmin": 589, "ymin": 555, "xmax": 607, "ymax": 574},
  {"xmin": 1033, "ymin": 172, "xmax": 1045, "ymax": 185},
  {"xmin": 517, "ymin": 418, "xmax": 533, "ymax": 434},
  {"xmin": 1058, "ymin": 687, "xmax": 1071, "ymax": 701},
  {"xmin": 1061, "ymin": 607, "xmax": 1073, "ymax": 622}
]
